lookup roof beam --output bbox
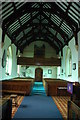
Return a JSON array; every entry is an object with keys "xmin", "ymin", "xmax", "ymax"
[
  {"xmin": 2, "ymin": 30, "xmax": 5, "ymax": 43},
  {"xmin": 15, "ymin": 25, "xmax": 39, "ymax": 46},
  {"xmin": 3, "ymin": 6, "xmax": 78, "ymax": 31},
  {"xmin": 42, "ymin": 11, "xmax": 68, "ymax": 41},
  {"xmin": 2, "ymin": 23, "xmax": 8, "ymax": 42},
  {"xmin": 11, "ymin": 12, "xmax": 39, "ymax": 37},
  {"xmin": 3, "ymin": 7, "xmax": 53, "ymax": 29},
  {"xmin": 17, "ymin": 24, "xmax": 62, "ymax": 50},
  {"xmin": 74, "ymin": 32, "xmax": 78, "ymax": 45},
  {"xmin": 18, "ymin": 26, "xmax": 46, "ymax": 46},
  {"xmin": 49, "ymin": 3, "xmax": 78, "ymax": 31},
  {"xmin": 43, "ymin": 25, "xmax": 63, "ymax": 47},
  {"xmin": 2, "ymin": 3, "xmax": 33, "ymax": 27},
  {"xmin": 2, "ymin": 3, "xmax": 78, "ymax": 33},
  {"xmin": 54, "ymin": 3, "xmax": 72, "ymax": 43},
  {"xmin": 19, "ymin": 32, "xmax": 59, "ymax": 53},
  {"xmin": 16, "ymin": 22, "xmax": 67, "ymax": 42},
  {"xmin": 11, "ymin": 3, "xmax": 26, "ymax": 44},
  {"xmin": 39, "ymin": 13, "xmax": 68, "ymax": 43}
]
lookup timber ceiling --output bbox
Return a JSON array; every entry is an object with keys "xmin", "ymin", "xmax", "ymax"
[{"xmin": 1, "ymin": 2, "xmax": 80, "ymax": 53}]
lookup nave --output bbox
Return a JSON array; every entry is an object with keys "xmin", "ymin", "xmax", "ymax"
[
  {"xmin": 11, "ymin": 82, "xmax": 70, "ymax": 119},
  {"xmin": 0, "ymin": 1, "xmax": 80, "ymax": 120},
  {"xmin": 1, "ymin": 77, "xmax": 80, "ymax": 120}
]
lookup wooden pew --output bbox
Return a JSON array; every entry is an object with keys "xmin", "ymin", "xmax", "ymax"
[
  {"xmin": 1, "ymin": 79, "xmax": 34, "ymax": 96},
  {"xmin": 68, "ymin": 101, "xmax": 80, "ymax": 120},
  {"xmin": 0, "ymin": 98, "xmax": 12, "ymax": 120},
  {"xmin": 43, "ymin": 78, "xmax": 70, "ymax": 96}
]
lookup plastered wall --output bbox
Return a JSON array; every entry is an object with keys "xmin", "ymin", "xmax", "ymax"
[{"xmin": 57, "ymin": 37, "xmax": 78, "ymax": 82}]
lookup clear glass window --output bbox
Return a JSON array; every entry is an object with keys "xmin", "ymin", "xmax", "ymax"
[{"xmin": 6, "ymin": 46, "xmax": 12, "ymax": 75}]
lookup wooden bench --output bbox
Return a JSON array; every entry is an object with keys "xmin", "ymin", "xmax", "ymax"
[
  {"xmin": 43, "ymin": 79, "xmax": 70, "ymax": 96},
  {"xmin": 68, "ymin": 101, "xmax": 80, "ymax": 120},
  {"xmin": 2, "ymin": 90, "xmax": 27, "ymax": 95},
  {"xmin": 1, "ymin": 98, "xmax": 12, "ymax": 120},
  {"xmin": 10, "ymin": 94, "xmax": 18, "ymax": 106},
  {"xmin": 57, "ymin": 87, "xmax": 67, "ymax": 96},
  {"xmin": 1, "ymin": 79, "xmax": 33, "ymax": 96}
]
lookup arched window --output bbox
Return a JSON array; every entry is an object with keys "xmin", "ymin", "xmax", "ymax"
[
  {"xmin": 57, "ymin": 66, "xmax": 60, "ymax": 77},
  {"xmin": 6, "ymin": 45, "xmax": 12, "ymax": 75},
  {"xmin": 69, "ymin": 51, "xmax": 72, "ymax": 76},
  {"xmin": 65, "ymin": 47, "xmax": 72, "ymax": 77}
]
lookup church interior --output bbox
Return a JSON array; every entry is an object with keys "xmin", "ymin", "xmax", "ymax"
[{"xmin": 0, "ymin": 1, "xmax": 80, "ymax": 120}]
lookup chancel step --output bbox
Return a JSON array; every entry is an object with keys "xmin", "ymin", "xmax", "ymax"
[{"xmin": 31, "ymin": 82, "xmax": 46, "ymax": 96}]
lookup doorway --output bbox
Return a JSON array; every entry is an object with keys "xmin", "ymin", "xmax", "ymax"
[{"xmin": 35, "ymin": 68, "xmax": 43, "ymax": 82}]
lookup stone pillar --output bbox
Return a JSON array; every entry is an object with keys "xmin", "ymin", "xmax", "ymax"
[{"xmin": 78, "ymin": 31, "xmax": 80, "ymax": 83}]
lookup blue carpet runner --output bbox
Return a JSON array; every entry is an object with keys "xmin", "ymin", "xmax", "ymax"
[
  {"xmin": 30, "ymin": 82, "xmax": 46, "ymax": 96},
  {"xmin": 13, "ymin": 82, "xmax": 63, "ymax": 119}
]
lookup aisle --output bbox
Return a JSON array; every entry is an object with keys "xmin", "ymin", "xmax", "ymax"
[
  {"xmin": 13, "ymin": 95, "xmax": 63, "ymax": 119},
  {"xmin": 12, "ymin": 82, "xmax": 63, "ymax": 119},
  {"xmin": 30, "ymin": 82, "xmax": 46, "ymax": 96}
]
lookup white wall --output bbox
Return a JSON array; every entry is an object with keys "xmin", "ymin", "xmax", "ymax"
[
  {"xmin": 0, "ymin": 28, "xmax": 2, "ymax": 80},
  {"xmin": 23, "ymin": 66, "xmax": 57, "ymax": 79},
  {"xmin": 0, "ymin": 29, "xmax": 18, "ymax": 80},
  {"xmin": 1, "ymin": 27, "xmax": 79, "ymax": 82},
  {"xmin": 19, "ymin": 41, "xmax": 57, "ymax": 79},
  {"xmin": 23, "ymin": 41, "xmax": 57, "ymax": 58},
  {"xmin": 78, "ymin": 31, "xmax": 80, "ymax": 83},
  {"xmin": 57, "ymin": 37, "xmax": 78, "ymax": 82},
  {"xmin": 78, "ymin": 31, "xmax": 80, "ymax": 61},
  {"xmin": 0, "ymin": 31, "xmax": 58, "ymax": 80},
  {"xmin": 11, "ymin": 44, "xmax": 17, "ymax": 78}
]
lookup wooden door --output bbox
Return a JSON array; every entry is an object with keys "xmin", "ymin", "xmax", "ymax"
[{"xmin": 35, "ymin": 68, "xmax": 43, "ymax": 82}]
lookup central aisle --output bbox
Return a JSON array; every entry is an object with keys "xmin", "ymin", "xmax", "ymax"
[
  {"xmin": 30, "ymin": 82, "xmax": 46, "ymax": 95},
  {"xmin": 13, "ymin": 82, "xmax": 63, "ymax": 119}
]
